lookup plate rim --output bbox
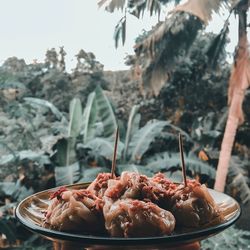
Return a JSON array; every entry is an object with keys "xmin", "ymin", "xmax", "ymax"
[{"xmin": 15, "ymin": 184, "xmax": 241, "ymax": 245}]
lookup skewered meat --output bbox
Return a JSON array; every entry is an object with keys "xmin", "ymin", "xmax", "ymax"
[
  {"xmin": 103, "ymin": 197, "xmax": 175, "ymax": 237},
  {"xmin": 44, "ymin": 187, "xmax": 104, "ymax": 232}
]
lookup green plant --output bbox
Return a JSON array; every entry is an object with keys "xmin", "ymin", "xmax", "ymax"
[
  {"xmin": 51, "ymin": 85, "xmax": 119, "ymax": 185},
  {"xmin": 52, "ymin": 97, "xmax": 82, "ymax": 185},
  {"xmin": 201, "ymin": 226, "xmax": 250, "ymax": 250},
  {"xmin": 81, "ymin": 101, "xmax": 215, "ymax": 183}
]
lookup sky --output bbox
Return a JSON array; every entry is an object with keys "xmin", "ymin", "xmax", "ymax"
[{"xmin": 0, "ymin": 0, "xmax": 239, "ymax": 71}]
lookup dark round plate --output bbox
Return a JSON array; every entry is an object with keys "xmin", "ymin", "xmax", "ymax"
[{"xmin": 15, "ymin": 183, "xmax": 241, "ymax": 248}]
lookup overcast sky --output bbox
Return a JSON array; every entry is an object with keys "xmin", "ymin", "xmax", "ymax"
[{"xmin": 0, "ymin": 0, "xmax": 238, "ymax": 71}]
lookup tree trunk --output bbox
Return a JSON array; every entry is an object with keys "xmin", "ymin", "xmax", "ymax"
[{"xmin": 214, "ymin": 1, "xmax": 250, "ymax": 192}]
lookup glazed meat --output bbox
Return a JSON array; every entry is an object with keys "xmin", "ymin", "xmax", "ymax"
[
  {"xmin": 103, "ymin": 172, "xmax": 219, "ymax": 229},
  {"xmin": 43, "ymin": 171, "xmax": 221, "ymax": 236},
  {"xmin": 102, "ymin": 172, "xmax": 176, "ymax": 237},
  {"xmin": 103, "ymin": 197, "xmax": 175, "ymax": 237},
  {"xmin": 87, "ymin": 172, "xmax": 113, "ymax": 198},
  {"xmin": 104, "ymin": 171, "xmax": 175, "ymax": 202},
  {"xmin": 44, "ymin": 187, "xmax": 104, "ymax": 232},
  {"xmin": 170, "ymin": 180, "xmax": 220, "ymax": 228},
  {"xmin": 104, "ymin": 171, "xmax": 147, "ymax": 200}
]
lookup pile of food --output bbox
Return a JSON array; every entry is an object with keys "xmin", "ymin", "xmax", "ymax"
[{"xmin": 43, "ymin": 171, "xmax": 222, "ymax": 237}]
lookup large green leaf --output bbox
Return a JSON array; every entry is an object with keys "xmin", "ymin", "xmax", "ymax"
[
  {"xmin": 95, "ymin": 86, "xmax": 117, "ymax": 138},
  {"xmin": 52, "ymin": 138, "xmax": 76, "ymax": 167},
  {"xmin": 145, "ymin": 152, "xmax": 216, "ymax": 178},
  {"xmin": 52, "ymin": 98, "xmax": 82, "ymax": 183},
  {"xmin": 0, "ymin": 150, "xmax": 50, "ymax": 165},
  {"xmin": 55, "ymin": 162, "xmax": 80, "ymax": 186},
  {"xmin": 82, "ymin": 92, "xmax": 97, "ymax": 143},
  {"xmin": 24, "ymin": 97, "xmax": 64, "ymax": 121},
  {"xmin": 83, "ymin": 137, "xmax": 124, "ymax": 161},
  {"xmin": 68, "ymin": 98, "xmax": 82, "ymax": 137},
  {"xmin": 122, "ymin": 105, "xmax": 141, "ymax": 161},
  {"xmin": 128, "ymin": 120, "xmax": 169, "ymax": 163}
]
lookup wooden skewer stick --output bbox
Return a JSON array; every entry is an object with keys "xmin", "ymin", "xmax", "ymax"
[
  {"xmin": 179, "ymin": 133, "xmax": 187, "ymax": 187},
  {"xmin": 111, "ymin": 127, "xmax": 119, "ymax": 179}
]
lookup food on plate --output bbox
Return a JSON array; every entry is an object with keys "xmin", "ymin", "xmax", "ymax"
[
  {"xmin": 102, "ymin": 171, "xmax": 175, "ymax": 237},
  {"xmin": 44, "ymin": 187, "xmax": 104, "ymax": 232},
  {"xmin": 87, "ymin": 172, "xmax": 112, "ymax": 198},
  {"xmin": 103, "ymin": 198, "xmax": 175, "ymax": 237},
  {"xmin": 169, "ymin": 180, "xmax": 220, "ymax": 228},
  {"xmin": 43, "ymin": 171, "xmax": 222, "ymax": 237}
]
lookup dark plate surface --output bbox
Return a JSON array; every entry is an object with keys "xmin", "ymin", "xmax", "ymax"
[{"xmin": 15, "ymin": 183, "xmax": 241, "ymax": 247}]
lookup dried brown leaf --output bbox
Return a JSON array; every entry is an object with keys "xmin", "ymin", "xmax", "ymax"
[
  {"xmin": 106, "ymin": 0, "xmax": 126, "ymax": 13},
  {"xmin": 98, "ymin": 0, "xmax": 109, "ymax": 8},
  {"xmin": 173, "ymin": 0, "xmax": 221, "ymax": 24}
]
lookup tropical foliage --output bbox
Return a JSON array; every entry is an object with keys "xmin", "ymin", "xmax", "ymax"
[{"xmin": 0, "ymin": 0, "xmax": 250, "ymax": 247}]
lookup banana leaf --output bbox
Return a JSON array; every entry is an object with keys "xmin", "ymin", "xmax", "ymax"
[
  {"xmin": 128, "ymin": 120, "xmax": 169, "ymax": 163},
  {"xmin": 82, "ymin": 92, "xmax": 97, "ymax": 143},
  {"xmin": 95, "ymin": 86, "xmax": 117, "ymax": 138},
  {"xmin": 24, "ymin": 97, "xmax": 65, "ymax": 121},
  {"xmin": 68, "ymin": 98, "xmax": 82, "ymax": 137},
  {"xmin": 52, "ymin": 98, "xmax": 83, "ymax": 185},
  {"xmin": 55, "ymin": 162, "xmax": 80, "ymax": 186},
  {"xmin": 83, "ymin": 137, "xmax": 124, "ymax": 161},
  {"xmin": 122, "ymin": 105, "xmax": 141, "ymax": 161}
]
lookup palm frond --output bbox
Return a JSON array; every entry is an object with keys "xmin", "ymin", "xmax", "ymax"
[
  {"xmin": 134, "ymin": 0, "xmax": 236, "ymax": 96},
  {"xmin": 98, "ymin": 0, "xmax": 126, "ymax": 12},
  {"xmin": 145, "ymin": 152, "xmax": 216, "ymax": 178},
  {"xmin": 206, "ymin": 20, "xmax": 229, "ymax": 69},
  {"xmin": 114, "ymin": 16, "xmax": 127, "ymax": 48},
  {"xmin": 135, "ymin": 12, "xmax": 203, "ymax": 95},
  {"xmin": 228, "ymin": 156, "xmax": 250, "ymax": 204}
]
